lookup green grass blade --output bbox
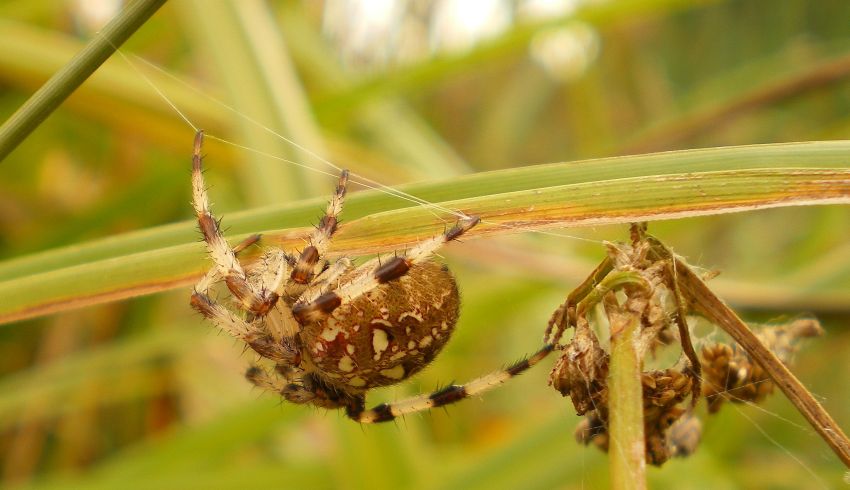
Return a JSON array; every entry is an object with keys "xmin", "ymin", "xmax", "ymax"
[
  {"xmin": 3, "ymin": 140, "xmax": 849, "ymax": 282},
  {"xmin": 0, "ymin": 158, "xmax": 847, "ymax": 325}
]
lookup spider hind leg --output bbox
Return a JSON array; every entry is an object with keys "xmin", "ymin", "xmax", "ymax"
[
  {"xmin": 348, "ymin": 344, "xmax": 555, "ymax": 423},
  {"xmin": 246, "ymin": 365, "xmax": 365, "ymax": 409}
]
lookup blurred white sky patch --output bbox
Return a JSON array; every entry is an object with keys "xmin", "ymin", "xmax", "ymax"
[
  {"xmin": 75, "ymin": 0, "xmax": 600, "ymax": 83},
  {"xmin": 518, "ymin": 0, "xmax": 579, "ymax": 20},
  {"xmin": 429, "ymin": 0, "xmax": 512, "ymax": 53},
  {"xmin": 321, "ymin": 0, "xmax": 600, "ymax": 79},
  {"xmin": 529, "ymin": 22, "xmax": 600, "ymax": 82},
  {"xmin": 322, "ymin": 0, "xmax": 406, "ymax": 68},
  {"xmin": 72, "ymin": 0, "xmax": 122, "ymax": 33}
]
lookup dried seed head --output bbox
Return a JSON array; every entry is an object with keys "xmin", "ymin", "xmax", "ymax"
[
  {"xmin": 549, "ymin": 318, "xmax": 609, "ymax": 415},
  {"xmin": 700, "ymin": 318, "xmax": 822, "ymax": 413},
  {"xmin": 567, "ymin": 369, "xmax": 695, "ymax": 466}
]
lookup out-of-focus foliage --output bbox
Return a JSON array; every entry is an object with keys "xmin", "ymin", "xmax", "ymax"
[{"xmin": 0, "ymin": 1, "xmax": 848, "ymax": 488}]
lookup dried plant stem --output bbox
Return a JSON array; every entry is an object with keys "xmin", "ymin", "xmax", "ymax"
[
  {"xmin": 608, "ymin": 301, "xmax": 647, "ymax": 489},
  {"xmin": 673, "ymin": 256, "xmax": 850, "ymax": 468}
]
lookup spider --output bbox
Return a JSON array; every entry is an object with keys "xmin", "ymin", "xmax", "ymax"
[{"xmin": 188, "ymin": 130, "xmax": 553, "ymax": 423}]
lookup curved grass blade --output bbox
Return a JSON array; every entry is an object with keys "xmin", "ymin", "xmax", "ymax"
[
  {"xmin": 2, "ymin": 139, "xmax": 850, "ymax": 281},
  {"xmin": 0, "ymin": 165, "xmax": 848, "ymax": 325}
]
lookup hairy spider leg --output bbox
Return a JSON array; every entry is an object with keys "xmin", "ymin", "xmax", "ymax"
[
  {"xmin": 244, "ymin": 365, "xmax": 318, "ymax": 405},
  {"xmin": 244, "ymin": 365, "xmax": 284, "ymax": 391},
  {"xmin": 291, "ymin": 170, "xmax": 349, "ymax": 285},
  {"xmin": 298, "ymin": 257, "xmax": 353, "ymax": 305},
  {"xmin": 346, "ymin": 344, "xmax": 555, "ymax": 423},
  {"xmin": 191, "ymin": 254, "xmax": 296, "ymax": 365},
  {"xmin": 252, "ymin": 250, "xmax": 291, "ymax": 298},
  {"xmin": 191, "ymin": 287, "xmax": 299, "ymax": 365},
  {"xmin": 291, "ymin": 216, "xmax": 481, "ymax": 324},
  {"xmin": 190, "ymin": 292, "xmax": 256, "ymax": 341},
  {"xmin": 191, "ymin": 234, "xmax": 261, "ymax": 314},
  {"xmin": 192, "ymin": 234, "xmax": 261, "ymax": 294},
  {"xmin": 191, "ymin": 243, "xmax": 297, "ymax": 364},
  {"xmin": 191, "ymin": 130, "xmax": 280, "ymax": 316}
]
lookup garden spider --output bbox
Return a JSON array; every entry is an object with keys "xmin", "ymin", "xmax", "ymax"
[{"xmin": 189, "ymin": 130, "xmax": 553, "ymax": 423}]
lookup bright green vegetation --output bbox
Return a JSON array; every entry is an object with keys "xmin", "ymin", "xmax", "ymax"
[{"xmin": 1, "ymin": 1, "xmax": 849, "ymax": 488}]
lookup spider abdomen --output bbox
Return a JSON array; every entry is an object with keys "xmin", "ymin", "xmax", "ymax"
[{"xmin": 300, "ymin": 260, "xmax": 460, "ymax": 391}]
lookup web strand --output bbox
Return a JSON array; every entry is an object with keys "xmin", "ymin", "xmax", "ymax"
[
  {"xmin": 120, "ymin": 52, "xmax": 469, "ymax": 222},
  {"xmin": 106, "ymin": 44, "xmax": 603, "ymax": 246}
]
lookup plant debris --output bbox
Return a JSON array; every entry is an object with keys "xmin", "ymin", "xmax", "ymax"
[{"xmin": 547, "ymin": 224, "xmax": 847, "ymax": 468}]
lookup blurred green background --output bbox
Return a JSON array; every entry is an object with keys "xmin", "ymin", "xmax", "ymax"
[{"xmin": 1, "ymin": 0, "xmax": 849, "ymax": 488}]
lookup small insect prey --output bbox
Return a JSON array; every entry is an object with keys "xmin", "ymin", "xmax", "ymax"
[
  {"xmin": 189, "ymin": 130, "xmax": 552, "ymax": 423},
  {"xmin": 546, "ymin": 224, "xmax": 846, "ymax": 467}
]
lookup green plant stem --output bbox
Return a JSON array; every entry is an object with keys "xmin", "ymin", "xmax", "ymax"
[
  {"xmin": 608, "ymin": 308, "xmax": 646, "ymax": 489},
  {"xmin": 0, "ymin": 0, "xmax": 166, "ymax": 162}
]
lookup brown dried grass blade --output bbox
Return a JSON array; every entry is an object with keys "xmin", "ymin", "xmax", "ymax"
[{"xmin": 673, "ymin": 255, "xmax": 850, "ymax": 468}]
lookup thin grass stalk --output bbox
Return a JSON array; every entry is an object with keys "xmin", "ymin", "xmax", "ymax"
[
  {"xmin": 0, "ymin": 0, "xmax": 166, "ymax": 162},
  {"xmin": 607, "ymin": 299, "xmax": 647, "ymax": 489}
]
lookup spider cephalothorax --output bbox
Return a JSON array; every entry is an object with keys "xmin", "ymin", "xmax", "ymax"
[{"xmin": 189, "ymin": 130, "xmax": 552, "ymax": 422}]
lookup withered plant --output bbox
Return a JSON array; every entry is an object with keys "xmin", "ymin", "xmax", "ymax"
[{"xmin": 547, "ymin": 223, "xmax": 850, "ymax": 487}]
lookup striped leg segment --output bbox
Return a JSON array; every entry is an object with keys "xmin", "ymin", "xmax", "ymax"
[
  {"xmin": 292, "ymin": 216, "xmax": 480, "ymax": 323},
  {"xmin": 245, "ymin": 365, "xmax": 289, "ymax": 391},
  {"xmin": 192, "ymin": 130, "xmax": 278, "ymax": 316},
  {"xmin": 246, "ymin": 366, "xmax": 359, "ymax": 407},
  {"xmin": 190, "ymin": 292, "xmax": 255, "ymax": 340},
  {"xmin": 298, "ymin": 257, "xmax": 353, "ymax": 305},
  {"xmin": 193, "ymin": 234, "xmax": 261, "ymax": 294},
  {"xmin": 191, "ymin": 234, "xmax": 264, "ymax": 339},
  {"xmin": 291, "ymin": 170, "xmax": 349, "ymax": 284},
  {"xmin": 190, "ymin": 292, "xmax": 297, "ymax": 363},
  {"xmin": 348, "ymin": 344, "xmax": 555, "ymax": 423}
]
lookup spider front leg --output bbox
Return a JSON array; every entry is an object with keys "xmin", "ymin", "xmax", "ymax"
[
  {"xmin": 192, "ymin": 234, "xmax": 262, "ymax": 294},
  {"xmin": 190, "ymin": 233, "xmax": 263, "ymax": 331},
  {"xmin": 290, "ymin": 170, "xmax": 349, "ymax": 285},
  {"xmin": 291, "ymin": 216, "xmax": 480, "ymax": 323},
  {"xmin": 191, "ymin": 254, "xmax": 299, "ymax": 367},
  {"xmin": 192, "ymin": 130, "xmax": 280, "ymax": 317}
]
